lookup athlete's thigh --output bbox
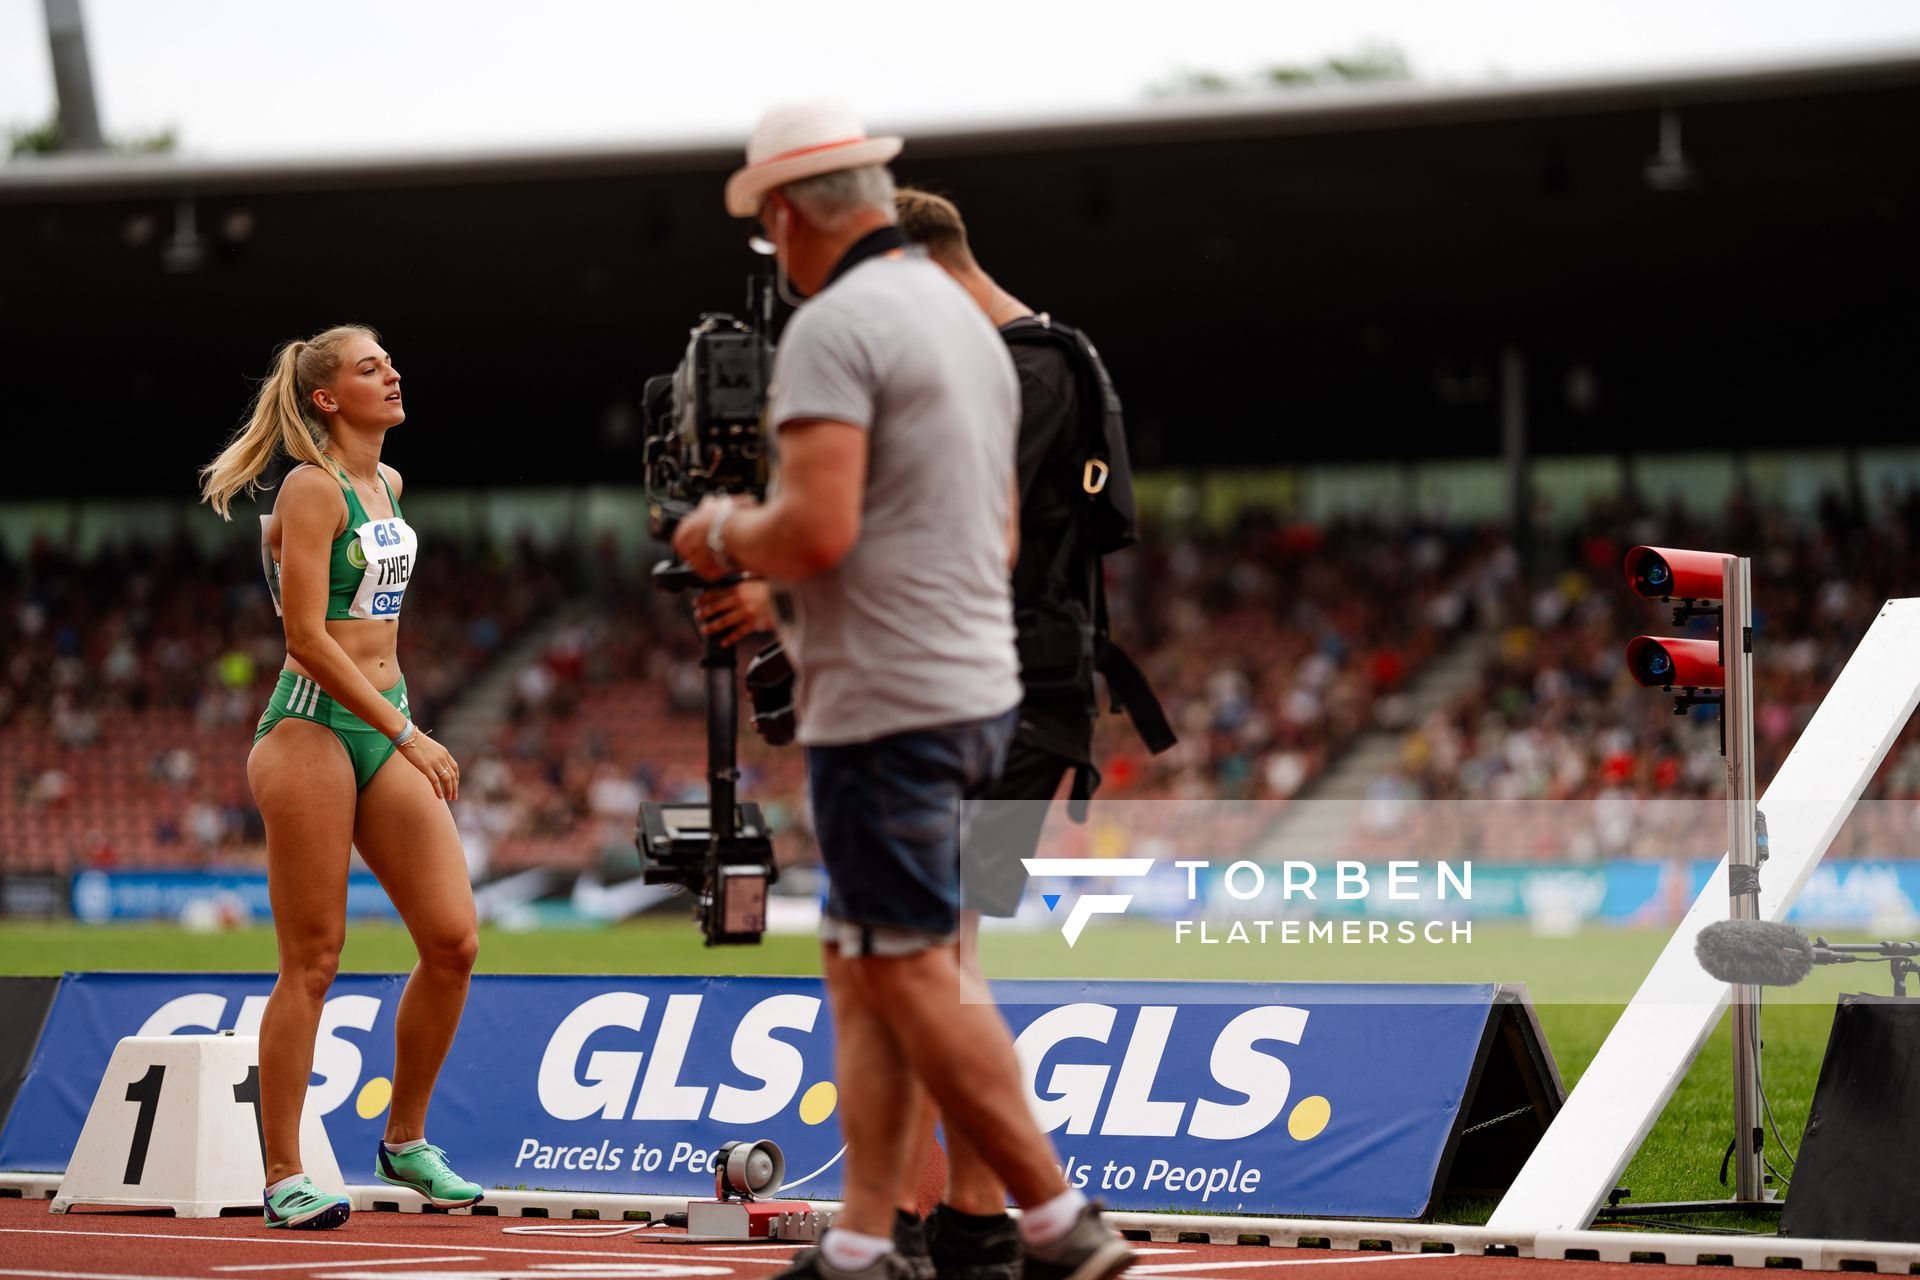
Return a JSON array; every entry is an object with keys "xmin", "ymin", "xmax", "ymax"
[
  {"xmin": 352, "ymin": 751, "xmax": 475, "ymax": 945},
  {"xmin": 249, "ymin": 718, "xmax": 358, "ymax": 937}
]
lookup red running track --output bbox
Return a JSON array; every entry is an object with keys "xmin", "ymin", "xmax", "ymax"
[{"xmin": 0, "ymin": 1198, "xmax": 1723, "ymax": 1280}]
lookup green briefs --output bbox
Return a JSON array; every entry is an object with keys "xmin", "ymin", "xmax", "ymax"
[{"xmin": 255, "ymin": 671, "xmax": 410, "ymax": 790}]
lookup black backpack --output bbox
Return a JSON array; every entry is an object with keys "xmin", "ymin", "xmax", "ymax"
[
  {"xmin": 1002, "ymin": 315, "xmax": 1138, "ymax": 555},
  {"xmin": 1001, "ymin": 316, "xmax": 1175, "ymax": 778}
]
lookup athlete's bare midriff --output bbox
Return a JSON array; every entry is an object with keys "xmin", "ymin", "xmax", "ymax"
[{"xmin": 285, "ymin": 617, "xmax": 401, "ymax": 691}]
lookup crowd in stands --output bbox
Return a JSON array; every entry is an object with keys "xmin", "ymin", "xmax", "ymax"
[
  {"xmin": 457, "ymin": 516, "xmax": 1507, "ymax": 873},
  {"xmin": 1358, "ymin": 488, "xmax": 1920, "ymax": 861},
  {"xmin": 0, "ymin": 530, "xmax": 577, "ymax": 870},
  {"xmin": 5, "ymin": 486, "xmax": 1918, "ymax": 878}
]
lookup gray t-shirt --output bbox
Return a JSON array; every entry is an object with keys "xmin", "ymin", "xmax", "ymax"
[{"xmin": 768, "ymin": 248, "xmax": 1022, "ymax": 746}]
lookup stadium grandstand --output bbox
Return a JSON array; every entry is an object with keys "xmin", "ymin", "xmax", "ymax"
[
  {"xmin": 5, "ymin": 47, "xmax": 1920, "ymax": 914},
  {"xmin": 5, "ymin": 486, "xmax": 1918, "ymax": 886}
]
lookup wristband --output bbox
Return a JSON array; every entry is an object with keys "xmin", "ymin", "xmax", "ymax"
[
  {"xmin": 391, "ymin": 719, "xmax": 415, "ymax": 748},
  {"xmin": 708, "ymin": 502, "xmax": 736, "ymax": 573}
]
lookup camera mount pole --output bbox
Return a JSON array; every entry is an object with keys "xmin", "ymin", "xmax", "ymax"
[
  {"xmin": 694, "ymin": 265, "xmax": 773, "ymax": 845},
  {"xmin": 703, "ymin": 621, "xmax": 740, "ymax": 844},
  {"xmin": 749, "ymin": 268, "xmax": 775, "ymax": 341},
  {"xmin": 1723, "ymin": 554, "xmax": 1766, "ymax": 1206}
]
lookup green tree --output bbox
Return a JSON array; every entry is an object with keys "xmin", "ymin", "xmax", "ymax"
[
  {"xmin": 6, "ymin": 118, "xmax": 61, "ymax": 156},
  {"xmin": 8, "ymin": 116, "xmax": 178, "ymax": 158},
  {"xmin": 1316, "ymin": 41, "xmax": 1413, "ymax": 84},
  {"xmin": 1151, "ymin": 42, "xmax": 1414, "ymax": 98}
]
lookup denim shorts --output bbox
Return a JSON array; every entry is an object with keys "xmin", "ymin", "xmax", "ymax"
[{"xmin": 807, "ymin": 708, "xmax": 1016, "ymax": 955}]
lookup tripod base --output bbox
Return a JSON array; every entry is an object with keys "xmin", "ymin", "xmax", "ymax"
[{"xmin": 1594, "ymin": 1196, "xmax": 1782, "ymax": 1221}]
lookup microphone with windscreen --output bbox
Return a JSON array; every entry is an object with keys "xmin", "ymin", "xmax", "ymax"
[{"xmin": 1695, "ymin": 919, "xmax": 1815, "ymax": 986}]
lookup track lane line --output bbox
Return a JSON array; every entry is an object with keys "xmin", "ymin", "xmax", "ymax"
[
  {"xmin": 309, "ymin": 1270, "xmax": 740, "ymax": 1280},
  {"xmin": 0, "ymin": 1231, "xmax": 777, "ymax": 1263},
  {"xmin": 211, "ymin": 1260, "xmax": 486, "ymax": 1272},
  {"xmin": 1132, "ymin": 1255, "xmax": 1452, "ymax": 1274}
]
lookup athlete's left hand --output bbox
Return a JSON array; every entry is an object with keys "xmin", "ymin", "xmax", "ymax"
[{"xmin": 397, "ymin": 731, "xmax": 460, "ymax": 802}]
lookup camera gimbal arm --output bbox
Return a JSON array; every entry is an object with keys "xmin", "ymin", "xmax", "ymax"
[{"xmin": 650, "ymin": 559, "xmax": 745, "ymax": 844}]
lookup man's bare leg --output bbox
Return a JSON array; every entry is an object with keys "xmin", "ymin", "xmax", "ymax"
[
  {"xmin": 857, "ymin": 941, "xmax": 1063, "ymax": 1207},
  {"xmin": 895, "ymin": 911, "xmax": 1009, "ymax": 1216},
  {"xmin": 858, "ymin": 939, "xmax": 1137, "ymax": 1280},
  {"xmin": 823, "ymin": 943, "xmax": 926, "ymax": 1242},
  {"xmin": 897, "ymin": 1101, "xmax": 940, "ymax": 1217}
]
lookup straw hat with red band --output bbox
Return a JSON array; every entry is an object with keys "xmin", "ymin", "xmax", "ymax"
[{"xmin": 725, "ymin": 100, "xmax": 903, "ymax": 218}]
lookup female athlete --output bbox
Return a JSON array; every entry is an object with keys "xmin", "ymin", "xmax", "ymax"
[{"xmin": 201, "ymin": 325, "xmax": 482, "ymax": 1229}]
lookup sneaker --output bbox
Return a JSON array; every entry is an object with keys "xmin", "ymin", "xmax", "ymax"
[
  {"xmin": 374, "ymin": 1141, "xmax": 485, "ymax": 1209},
  {"xmin": 772, "ymin": 1240, "xmax": 919, "ymax": 1280},
  {"xmin": 926, "ymin": 1204, "xmax": 1021, "ymax": 1280},
  {"xmin": 1021, "ymin": 1201, "xmax": 1135, "ymax": 1280},
  {"xmin": 893, "ymin": 1210, "xmax": 935, "ymax": 1280},
  {"xmin": 263, "ymin": 1175, "xmax": 350, "ymax": 1230}
]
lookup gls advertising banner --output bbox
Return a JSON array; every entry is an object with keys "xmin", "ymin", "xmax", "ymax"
[
  {"xmin": 0, "ymin": 973, "xmax": 1506, "ymax": 1218},
  {"xmin": 69, "ymin": 870, "xmax": 400, "ymax": 924}
]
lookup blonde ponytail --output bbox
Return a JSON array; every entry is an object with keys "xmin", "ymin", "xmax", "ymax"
[{"xmin": 198, "ymin": 325, "xmax": 377, "ymax": 519}]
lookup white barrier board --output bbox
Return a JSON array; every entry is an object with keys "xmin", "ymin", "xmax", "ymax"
[{"xmin": 1490, "ymin": 598, "xmax": 1920, "ymax": 1230}]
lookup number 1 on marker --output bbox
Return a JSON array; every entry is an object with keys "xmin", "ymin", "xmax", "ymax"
[{"xmin": 122, "ymin": 1064, "xmax": 164, "ymax": 1185}]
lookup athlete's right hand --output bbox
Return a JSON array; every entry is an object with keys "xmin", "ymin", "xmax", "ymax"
[{"xmin": 398, "ymin": 732, "xmax": 460, "ymax": 801}]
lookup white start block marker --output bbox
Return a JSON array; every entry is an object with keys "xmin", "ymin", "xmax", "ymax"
[{"xmin": 50, "ymin": 1032, "xmax": 344, "ymax": 1217}]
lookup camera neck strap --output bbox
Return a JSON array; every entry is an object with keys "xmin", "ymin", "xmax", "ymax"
[{"xmin": 824, "ymin": 225, "xmax": 909, "ymax": 290}]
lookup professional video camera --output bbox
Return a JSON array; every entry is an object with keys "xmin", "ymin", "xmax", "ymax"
[
  {"xmin": 641, "ymin": 279, "xmax": 774, "ymax": 542},
  {"xmin": 636, "ymin": 272, "xmax": 786, "ymax": 946}
]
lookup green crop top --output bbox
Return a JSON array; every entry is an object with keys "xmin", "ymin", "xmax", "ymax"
[{"xmin": 260, "ymin": 468, "xmax": 418, "ymax": 621}]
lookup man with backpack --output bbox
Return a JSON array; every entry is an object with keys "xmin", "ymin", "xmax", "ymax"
[
  {"xmin": 885, "ymin": 187, "xmax": 1176, "ymax": 1278},
  {"xmin": 894, "ymin": 185, "xmax": 1172, "ymax": 917}
]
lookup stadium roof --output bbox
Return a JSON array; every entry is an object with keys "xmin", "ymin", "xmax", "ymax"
[
  {"xmin": 5, "ymin": 46, "xmax": 1918, "ymax": 200},
  {"xmin": 6, "ymin": 48, "xmax": 1920, "ymax": 494}
]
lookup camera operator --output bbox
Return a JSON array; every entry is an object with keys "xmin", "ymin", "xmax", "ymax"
[{"xmin": 672, "ymin": 101, "xmax": 1134, "ymax": 1280}]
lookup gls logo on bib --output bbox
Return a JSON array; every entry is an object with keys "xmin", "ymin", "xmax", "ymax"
[{"xmin": 350, "ymin": 518, "xmax": 416, "ymax": 619}]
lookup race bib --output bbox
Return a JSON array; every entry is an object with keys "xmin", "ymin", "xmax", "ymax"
[
  {"xmin": 346, "ymin": 517, "xmax": 418, "ymax": 620},
  {"xmin": 259, "ymin": 514, "xmax": 283, "ymax": 617}
]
